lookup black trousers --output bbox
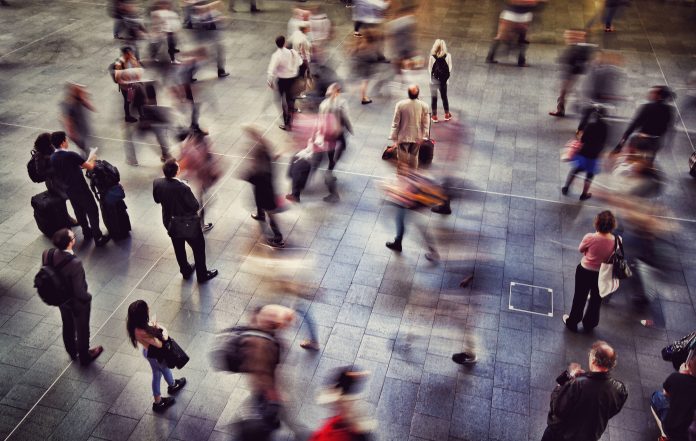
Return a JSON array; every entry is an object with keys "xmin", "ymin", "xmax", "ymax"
[
  {"xmin": 68, "ymin": 191, "xmax": 102, "ymax": 239},
  {"xmin": 430, "ymin": 80, "xmax": 449, "ymax": 115},
  {"xmin": 121, "ymin": 86, "xmax": 144, "ymax": 118},
  {"xmin": 171, "ymin": 229, "xmax": 208, "ymax": 279},
  {"xmin": 276, "ymin": 77, "xmax": 296, "ymax": 127},
  {"xmin": 567, "ymin": 264, "xmax": 602, "ymax": 330},
  {"xmin": 59, "ymin": 302, "xmax": 91, "ymax": 361}
]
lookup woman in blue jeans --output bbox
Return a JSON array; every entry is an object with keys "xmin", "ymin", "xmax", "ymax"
[{"xmin": 127, "ymin": 300, "xmax": 186, "ymax": 412}]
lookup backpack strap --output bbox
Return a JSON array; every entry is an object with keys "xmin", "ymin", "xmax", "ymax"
[{"xmin": 49, "ymin": 249, "xmax": 75, "ymax": 271}]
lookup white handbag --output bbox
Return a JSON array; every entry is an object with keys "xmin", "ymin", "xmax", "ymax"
[{"xmin": 598, "ymin": 262, "xmax": 619, "ymax": 298}]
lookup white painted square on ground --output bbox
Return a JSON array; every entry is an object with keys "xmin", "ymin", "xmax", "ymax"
[{"xmin": 509, "ymin": 282, "xmax": 553, "ymax": 317}]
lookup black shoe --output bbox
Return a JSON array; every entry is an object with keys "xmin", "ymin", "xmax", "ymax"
[
  {"xmin": 579, "ymin": 193, "xmax": 592, "ymax": 201},
  {"xmin": 80, "ymin": 346, "xmax": 104, "ymax": 366},
  {"xmin": 152, "ymin": 396, "xmax": 175, "ymax": 412},
  {"xmin": 167, "ymin": 378, "xmax": 186, "ymax": 394},
  {"xmin": 218, "ymin": 70, "xmax": 230, "ymax": 78},
  {"xmin": 323, "ymin": 194, "xmax": 340, "ymax": 203},
  {"xmin": 561, "ymin": 186, "xmax": 569, "ymax": 196},
  {"xmin": 485, "ymin": 58, "xmax": 498, "ymax": 64},
  {"xmin": 250, "ymin": 6, "xmax": 260, "ymax": 12},
  {"xmin": 386, "ymin": 241, "xmax": 402, "ymax": 252},
  {"xmin": 182, "ymin": 263, "xmax": 195, "ymax": 280},
  {"xmin": 202, "ymin": 223, "xmax": 214, "ymax": 232},
  {"xmin": 452, "ymin": 352, "xmax": 477, "ymax": 365},
  {"xmin": 562, "ymin": 314, "xmax": 578, "ymax": 332},
  {"xmin": 95, "ymin": 235, "xmax": 111, "ymax": 247},
  {"xmin": 549, "ymin": 111, "xmax": 565, "ymax": 117},
  {"xmin": 198, "ymin": 269, "xmax": 219, "ymax": 283},
  {"xmin": 431, "ymin": 204, "xmax": 451, "ymax": 215},
  {"xmin": 267, "ymin": 238, "xmax": 286, "ymax": 248},
  {"xmin": 125, "ymin": 115, "xmax": 138, "ymax": 123},
  {"xmin": 251, "ymin": 213, "xmax": 266, "ymax": 221}
]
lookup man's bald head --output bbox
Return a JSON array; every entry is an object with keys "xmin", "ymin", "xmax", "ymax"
[
  {"xmin": 589, "ymin": 340, "xmax": 617, "ymax": 371},
  {"xmin": 408, "ymin": 85, "xmax": 419, "ymax": 99}
]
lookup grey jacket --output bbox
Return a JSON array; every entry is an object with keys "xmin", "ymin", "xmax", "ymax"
[{"xmin": 389, "ymin": 98, "xmax": 429, "ymax": 144}]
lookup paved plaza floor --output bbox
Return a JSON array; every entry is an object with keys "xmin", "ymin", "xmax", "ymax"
[{"xmin": 1, "ymin": 0, "xmax": 696, "ymax": 440}]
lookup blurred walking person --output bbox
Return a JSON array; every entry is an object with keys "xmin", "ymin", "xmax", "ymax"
[
  {"xmin": 153, "ymin": 159, "xmax": 219, "ymax": 282},
  {"xmin": 111, "ymin": 46, "xmax": 145, "ymax": 123},
  {"xmin": 562, "ymin": 211, "xmax": 617, "ymax": 332},
  {"xmin": 561, "ymin": 105, "xmax": 608, "ymax": 200},
  {"xmin": 267, "ymin": 35, "xmax": 301, "ymax": 131},
  {"xmin": 178, "ymin": 131, "xmax": 220, "ymax": 232},
  {"xmin": 243, "ymin": 126, "xmax": 285, "ymax": 248},
  {"xmin": 603, "ymin": 0, "xmax": 629, "ymax": 32},
  {"xmin": 549, "ymin": 29, "xmax": 594, "ymax": 118},
  {"xmin": 126, "ymin": 300, "xmax": 186, "ymax": 412},
  {"xmin": 486, "ymin": 0, "xmax": 540, "ymax": 67},
  {"xmin": 149, "ymin": 0, "xmax": 181, "ymax": 64},
  {"xmin": 428, "ymin": 39, "xmax": 452, "ymax": 123},
  {"xmin": 61, "ymin": 83, "xmax": 95, "ymax": 156},
  {"xmin": 612, "ymin": 85, "xmax": 674, "ymax": 165},
  {"xmin": 351, "ymin": 29, "xmax": 382, "ymax": 105}
]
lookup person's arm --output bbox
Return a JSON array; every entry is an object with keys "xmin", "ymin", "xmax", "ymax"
[
  {"xmin": 267, "ymin": 52, "xmax": 278, "ymax": 88},
  {"xmin": 446, "ymin": 53, "xmax": 452, "ymax": 76},
  {"xmin": 389, "ymin": 103, "xmax": 401, "ymax": 143},
  {"xmin": 70, "ymin": 261, "xmax": 92, "ymax": 304},
  {"xmin": 81, "ymin": 153, "xmax": 97, "ymax": 171},
  {"xmin": 182, "ymin": 184, "xmax": 201, "ymax": 212},
  {"xmin": 152, "ymin": 180, "xmax": 161, "ymax": 204},
  {"xmin": 620, "ymin": 104, "xmax": 645, "ymax": 144},
  {"xmin": 578, "ymin": 233, "xmax": 592, "ymax": 253},
  {"xmin": 427, "ymin": 55, "xmax": 434, "ymax": 76},
  {"xmin": 549, "ymin": 378, "xmax": 581, "ymax": 421}
]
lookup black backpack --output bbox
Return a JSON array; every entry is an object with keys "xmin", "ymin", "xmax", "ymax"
[
  {"xmin": 209, "ymin": 327, "xmax": 279, "ymax": 373},
  {"xmin": 87, "ymin": 160, "xmax": 120, "ymax": 198},
  {"xmin": 34, "ymin": 249, "xmax": 75, "ymax": 306},
  {"xmin": 27, "ymin": 151, "xmax": 47, "ymax": 183},
  {"xmin": 431, "ymin": 55, "xmax": 450, "ymax": 82}
]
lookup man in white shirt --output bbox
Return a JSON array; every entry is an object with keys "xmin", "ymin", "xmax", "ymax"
[
  {"xmin": 267, "ymin": 35, "xmax": 301, "ymax": 130},
  {"xmin": 389, "ymin": 85, "xmax": 430, "ymax": 169}
]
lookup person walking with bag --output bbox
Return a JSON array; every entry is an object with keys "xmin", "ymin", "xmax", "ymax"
[
  {"xmin": 561, "ymin": 105, "xmax": 608, "ymax": 200},
  {"xmin": 39, "ymin": 229, "xmax": 104, "ymax": 366},
  {"xmin": 563, "ymin": 211, "xmax": 617, "ymax": 332},
  {"xmin": 153, "ymin": 159, "xmax": 218, "ymax": 282},
  {"xmin": 126, "ymin": 300, "xmax": 186, "ymax": 412},
  {"xmin": 428, "ymin": 39, "xmax": 452, "ymax": 123}
]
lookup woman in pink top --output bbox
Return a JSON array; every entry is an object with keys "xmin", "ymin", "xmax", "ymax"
[
  {"xmin": 563, "ymin": 211, "xmax": 616, "ymax": 332},
  {"xmin": 126, "ymin": 300, "xmax": 186, "ymax": 412}
]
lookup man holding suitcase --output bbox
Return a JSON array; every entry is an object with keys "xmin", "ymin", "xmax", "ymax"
[
  {"xmin": 50, "ymin": 132, "xmax": 110, "ymax": 247},
  {"xmin": 389, "ymin": 85, "xmax": 430, "ymax": 170}
]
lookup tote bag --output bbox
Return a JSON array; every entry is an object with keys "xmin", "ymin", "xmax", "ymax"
[{"xmin": 598, "ymin": 236, "xmax": 625, "ymax": 298}]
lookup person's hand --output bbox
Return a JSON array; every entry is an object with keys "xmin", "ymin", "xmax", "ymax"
[{"xmin": 568, "ymin": 362, "xmax": 584, "ymax": 378}]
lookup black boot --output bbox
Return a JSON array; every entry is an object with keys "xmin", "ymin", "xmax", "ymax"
[{"xmin": 486, "ymin": 41, "xmax": 499, "ymax": 64}]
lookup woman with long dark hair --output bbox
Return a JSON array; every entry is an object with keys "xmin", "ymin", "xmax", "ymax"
[
  {"xmin": 126, "ymin": 300, "xmax": 186, "ymax": 412},
  {"xmin": 563, "ymin": 211, "xmax": 617, "ymax": 332}
]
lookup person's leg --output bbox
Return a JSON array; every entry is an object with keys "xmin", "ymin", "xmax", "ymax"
[
  {"xmin": 167, "ymin": 33, "xmax": 177, "ymax": 62},
  {"xmin": 326, "ymin": 148, "xmax": 336, "ymax": 171},
  {"xmin": 604, "ymin": 6, "xmax": 617, "ymax": 29},
  {"xmin": 146, "ymin": 355, "xmax": 164, "ymax": 401},
  {"xmin": 430, "ymin": 81, "xmax": 438, "ymax": 117},
  {"xmin": 517, "ymin": 27, "xmax": 529, "ymax": 66},
  {"xmin": 159, "ymin": 359, "xmax": 176, "ymax": 388},
  {"xmin": 266, "ymin": 212, "xmax": 283, "ymax": 241},
  {"xmin": 74, "ymin": 303, "xmax": 92, "ymax": 362},
  {"xmin": 486, "ymin": 39, "xmax": 500, "ymax": 63},
  {"xmin": 395, "ymin": 206, "xmax": 406, "ymax": 242},
  {"xmin": 69, "ymin": 196, "xmax": 90, "ymax": 238},
  {"xmin": 562, "ymin": 167, "xmax": 581, "ymax": 193},
  {"xmin": 59, "ymin": 305, "xmax": 77, "ymax": 359},
  {"xmin": 171, "ymin": 237, "xmax": 192, "ymax": 276},
  {"xmin": 152, "ymin": 126, "xmax": 171, "ymax": 160},
  {"xmin": 277, "ymin": 78, "xmax": 291, "ymax": 127},
  {"xmin": 440, "ymin": 81, "xmax": 449, "ymax": 114},
  {"xmin": 123, "ymin": 124, "xmax": 138, "ymax": 165},
  {"xmin": 581, "ymin": 271, "xmax": 602, "ymax": 330},
  {"xmin": 216, "ymin": 38, "xmax": 226, "ymax": 74},
  {"xmin": 187, "ymin": 231, "xmax": 209, "ymax": 279},
  {"xmin": 82, "ymin": 193, "xmax": 103, "ymax": 239},
  {"xmin": 566, "ymin": 265, "xmax": 591, "ymax": 328},
  {"xmin": 121, "ymin": 89, "xmax": 132, "ymax": 119},
  {"xmin": 636, "ymin": 259, "xmax": 666, "ymax": 328},
  {"xmin": 580, "ymin": 172, "xmax": 594, "ymax": 198}
]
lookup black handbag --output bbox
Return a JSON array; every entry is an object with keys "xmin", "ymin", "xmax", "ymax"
[
  {"xmin": 167, "ymin": 214, "xmax": 200, "ymax": 239},
  {"xmin": 163, "ymin": 337, "xmax": 190, "ymax": 369},
  {"xmin": 662, "ymin": 331, "xmax": 696, "ymax": 363},
  {"xmin": 611, "ymin": 236, "xmax": 632, "ymax": 280}
]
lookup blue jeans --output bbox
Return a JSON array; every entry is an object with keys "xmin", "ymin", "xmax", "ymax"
[
  {"xmin": 651, "ymin": 390, "xmax": 670, "ymax": 423},
  {"xmin": 604, "ymin": 6, "xmax": 619, "ymax": 28},
  {"xmin": 144, "ymin": 349, "xmax": 175, "ymax": 397}
]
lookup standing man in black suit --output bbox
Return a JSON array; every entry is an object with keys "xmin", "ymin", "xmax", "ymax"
[
  {"xmin": 44, "ymin": 229, "xmax": 104, "ymax": 366},
  {"xmin": 50, "ymin": 131, "xmax": 110, "ymax": 247},
  {"xmin": 153, "ymin": 159, "xmax": 218, "ymax": 283}
]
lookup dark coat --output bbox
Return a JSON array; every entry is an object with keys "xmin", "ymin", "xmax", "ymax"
[
  {"xmin": 545, "ymin": 371, "xmax": 628, "ymax": 441},
  {"xmin": 245, "ymin": 147, "xmax": 277, "ymax": 211},
  {"xmin": 152, "ymin": 177, "xmax": 200, "ymax": 228},
  {"xmin": 41, "ymin": 249, "xmax": 91, "ymax": 309}
]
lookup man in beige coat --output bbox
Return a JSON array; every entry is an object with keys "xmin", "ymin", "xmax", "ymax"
[{"xmin": 389, "ymin": 84, "xmax": 430, "ymax": 169}]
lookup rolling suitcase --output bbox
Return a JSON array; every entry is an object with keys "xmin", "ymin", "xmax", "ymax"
[
  {"xmin": 689, "ymin": 152, "xmax": 696, "ymax": 178},
  {"xmin": 99, "ymin": 185, "xmax": 131, "ymax": 240},
  {"xmin": 31, "ymin": 191, "xmax": 71, "ymax": 237},
  {"xmin": 418, "ymin": 113, "xmax": 435, "ymax": 166}
]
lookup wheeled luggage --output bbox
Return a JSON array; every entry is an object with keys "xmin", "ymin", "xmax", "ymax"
[
  {"xmin": 31, "ymin": 191, "xmax": 71, "ymax": 237},
  {"xmin": 99, "ymin": 184, "xmax": 131, "ymax": 240}
]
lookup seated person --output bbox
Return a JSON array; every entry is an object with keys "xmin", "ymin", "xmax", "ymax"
[{"xmin": 651, "ymin": 354, "xmax": 696, "ymax": 441}]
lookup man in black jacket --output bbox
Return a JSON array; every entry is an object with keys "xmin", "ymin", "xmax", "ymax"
[
  {"xmin": 44, "ymin": 229, "xmax": 104, "ymax": 366},
  {"xmin": 542, "ymin": 341, "xmax": 628, "ymax": 441},
  {"xmin": 50, "ymin": 131, "xmax": 110, "ymax": 247},
  {"xmin": 613, "ymin": 85, "xmax": 674, "ymax": 160},
  {"xmin": 153, "ymin": 159, "xmax": 218, "ymax": 282}
]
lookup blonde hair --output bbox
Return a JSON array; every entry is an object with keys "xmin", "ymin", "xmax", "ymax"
[{"xmin": 431, "ymin": 39, "xmax": 447, "ymax": 58}]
